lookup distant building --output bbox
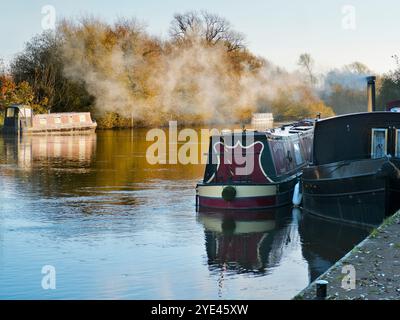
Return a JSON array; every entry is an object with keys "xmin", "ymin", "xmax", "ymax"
[{"xmin": 251, "ymin": 113, "xmax": 274, "ymax": 131}]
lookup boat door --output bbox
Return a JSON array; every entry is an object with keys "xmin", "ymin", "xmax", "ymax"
[{"xmin": 3, "ymin": 106, "xmax": 19, "ymax": 133}]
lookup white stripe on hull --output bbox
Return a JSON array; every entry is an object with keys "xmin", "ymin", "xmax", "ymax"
[
  {"xmin": 197, "ymin": 184, "xmax": 277, "ymax": 198},
  {"xmin": 198, "ymin": 216, "xmax": 276, "ymax": 234}
]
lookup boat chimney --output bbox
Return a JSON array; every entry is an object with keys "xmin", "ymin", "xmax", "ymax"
[{"xmin": 367, "ymin": 76, "xmax": 376, "ymax": 112}]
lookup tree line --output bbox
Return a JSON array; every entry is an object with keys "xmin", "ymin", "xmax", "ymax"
[{"xmin": 1, "ymin": 11, "xmax": 399, "ymax": 128}]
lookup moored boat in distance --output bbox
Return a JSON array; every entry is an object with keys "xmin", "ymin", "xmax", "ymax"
[
  {"xmin": 2, "ymin": 104, "xmax": 97, "ymax": 135},
  {"xmin": 251, "ymin": 113, "xmax": 274, "ymax": 131},
  {"xmin": 196, "ymin": 120, "xmax": 314, "ymax": 210},
  {"xmin": 301, "ymin": 76, "xmax": 400, "ymax": 227}
]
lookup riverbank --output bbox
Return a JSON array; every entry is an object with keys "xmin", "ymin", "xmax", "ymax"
[{"xmin": 294, "ymin": 211, "xmax": 400, "ymax": 300}]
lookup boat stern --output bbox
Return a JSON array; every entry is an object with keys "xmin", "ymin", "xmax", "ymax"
[{"xmin": 196, "ymin": 183, "xmax": 279, "ymax": 210}]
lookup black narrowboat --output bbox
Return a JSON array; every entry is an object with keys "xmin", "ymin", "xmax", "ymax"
[
  {"xmin": 301, "ymin": 77, "xmax": 400, "ymax": 226},
  {"xmin": 196, "ymin": 121, "xmax": 314, "ymax": 210}
]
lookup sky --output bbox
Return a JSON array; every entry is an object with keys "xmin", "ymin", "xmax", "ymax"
[{"xmin": 1, "ymin": 0, "xmax": 400, "ymax": 74}]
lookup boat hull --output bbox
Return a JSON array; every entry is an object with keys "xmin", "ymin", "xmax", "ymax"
[
  {"xmin": 302, "ymin": 158, "xmax": 400, "ymax": 227},
  {"xmin": 21, "ymin": 124, "xmax": 97, "ymax": 135},
  {"xmin": 302, "ymin": 184, "xmax": 386, "ymax": 227},
  {"xmin": 389, "ymin": 159, "xmax": 400, "ymax": 213},
  {"xmin": 197, "ymin": 177, "xmax": 298, "ymax": 210}
]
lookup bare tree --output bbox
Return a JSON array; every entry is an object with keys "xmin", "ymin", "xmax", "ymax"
[
  {"xmin": 169, "ymin": 11, "xmax": 201, "ymax": 41},
  {"xmin": 169, "ymin": 11, "xmax": 245, "ymax": 51},
  {"xmin": 298, "ymin": 53, "xmax": 316, "ymax": 85},
  {"xmin": 0, "ymin": 58, "xmax": 5, "ymax": 76},
  {"xmin": 202, "ymin": 12, "xmax": 228, "ymax": 43},
  {"xmin": 222, "ymin": 30, "xmax": 245, "ymax": 52},
  {"xmin": 344, "ymin": 61, "xmax": 370, "ymax": 74}
]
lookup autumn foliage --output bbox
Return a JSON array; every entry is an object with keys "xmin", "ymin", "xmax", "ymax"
[{"xmin": 3, "ymin": 12, "xmax": 336, "ymax": 128}]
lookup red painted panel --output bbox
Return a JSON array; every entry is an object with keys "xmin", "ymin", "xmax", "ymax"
[
  {"xmin": 199, "ymin": 195, "xmax": 276, "ymax": 209},
  {"xmin": 198, "ymin": 210, "xmax": 277, "ymax": 220},
  {"xmin": 212, "ymin": 141, "xmax": 269, "ymax": 183}
]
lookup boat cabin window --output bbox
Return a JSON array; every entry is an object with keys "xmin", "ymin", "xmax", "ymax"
[
  {"xmin": 371, "ymin": 128, "xmax": 388, "ymax": 159},
  {"xmin": 396, "ymin": 130, "xmax": 400, "ymax": 158},
  {"xmin": 54, "ymin": 117, "xmax": 61, "ymax": 124},
  {"xmin": 293, "ymin": 142, "xmax": 303, "ymax": 165},
  {"xmin": 39, "ymin": 118, "xmax": 47, "ymax": 126},
  {"xmin": 80, "ymin": 115, "xmax": 86, "ymax": 123},
  {"xmin": 6, "ymin": 108, "xmax": 15, "ymax": 118}
]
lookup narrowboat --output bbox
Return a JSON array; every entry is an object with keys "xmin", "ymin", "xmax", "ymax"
[
  {"xmin": 2, "ymin": 104, "xmax": 97, "ymax": 135},
  {"xmin": 301, "ymin": 76, "xmax": 400, "ymax": 226},
  {"xmin": 196, "ymin": 120, "xmax": 314, "ymax": 210}
]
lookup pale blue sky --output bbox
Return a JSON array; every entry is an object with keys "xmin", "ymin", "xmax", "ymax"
[{"xmin": 1, "ymin": 0, "xmax": 399, "ymax": 73}]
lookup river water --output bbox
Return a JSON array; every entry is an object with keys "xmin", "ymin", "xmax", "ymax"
[{"xmin": 0, "ymin": 129, "xmax": 370, "ymax": 299}]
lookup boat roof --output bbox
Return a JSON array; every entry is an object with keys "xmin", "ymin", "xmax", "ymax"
[
  {"xmin": 35, "ymin": 112, "xmax": 90, "ymax": 116},
  {"xmin": 315, "ymin": 111, "xmax": 400, "ymax": 124},
  {"xmin": 216, "ymin": 120, "xmax": 314, "ymax": 139},
  {"xmin": 265, "ymin": 125, "xmax": 306, "ymax": 137},
  {"xmin": 8, "ymin": 104, "xmax": 30, "ymax": 109},
  {"xmin": 313, "ymin": 111, "xmax": 400, "ymax": 165},
  {"xmin": 6, "ymin": 105, "xmax": 90, "ymax": 117}
]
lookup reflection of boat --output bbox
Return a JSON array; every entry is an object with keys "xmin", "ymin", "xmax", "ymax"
[
  {"xmin": 196, "ymin": 121, "xmax": 314, "ymax": 210},
  {"xmin": 200, "ymin": 214, "xmax": 276, "ymax": 234},
  {"xmin": 297, "ymin": 211, "xmax": 371, "ymax": 282},
  {"xmin": 302, "ymin": 77, "xmax": 400, "ymax": 226},
  {"xmin": 2, "ymin": 104, "xmax": 97, "ymax": 135},
  {"xmin": 197, "ymin": 206, "xmax": 295, "ymax": 273},
  {"xmin": 199, "ymin": 206, "xmax": 372, "ymax": 285},
  {"xmin": 0, "ymin": 134, "xmax": 96, "ymax": 168}
]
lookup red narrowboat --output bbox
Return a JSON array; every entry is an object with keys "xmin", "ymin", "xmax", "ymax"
[{"xmin": 196, "ymin": 121, "xmax": 314, "ymax": 210}]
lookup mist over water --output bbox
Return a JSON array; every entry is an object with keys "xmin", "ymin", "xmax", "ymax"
[
  {"xmin": 59, "ymin": 18, "xmax": 333, "ymax": 126},
  {"xmin": 323, "ymin": 69, "xmax": 370, "ymax": 92}
]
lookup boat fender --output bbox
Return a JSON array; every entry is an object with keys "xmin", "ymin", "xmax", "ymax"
[
  {"xmin": 292, "ymin": 182, "xmax": 302, "ymax": 207},
  {"xmin": 222, "ymin": 186, "xmax": 236, "ymax": 201}
]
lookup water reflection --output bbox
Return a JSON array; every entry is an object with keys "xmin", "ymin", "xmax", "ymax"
[
  {"xmin": 0, "ymin": 129, "xmax": 373, "ymax": 299},
  {"xmin": 0, "ymin": 130, "xmax": 205, "ymax": 202},
  {"xmin": 198, "ymin": 207, "xmax": 371, "ymax": 285},
  {"xmin": 297, "ymin": 212, "xmax": 371, "ymax": 281},
  {"xmin": 0, "ymin": 134, "xmax": 96, "ymax": 169},
  {"xmin": 198, "ymin": 207, "xmax": 294, "ymax": 274}
]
